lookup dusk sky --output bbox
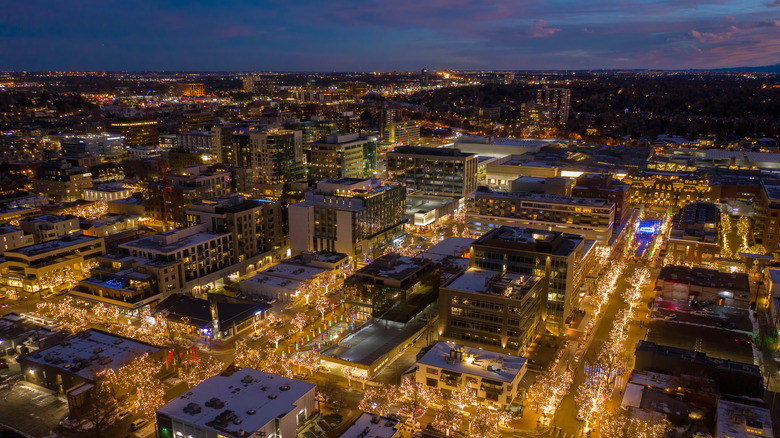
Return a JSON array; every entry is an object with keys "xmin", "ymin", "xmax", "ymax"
[{"xmin": 1, "ymin": 0, "xmax": 779, "ymax": 71}]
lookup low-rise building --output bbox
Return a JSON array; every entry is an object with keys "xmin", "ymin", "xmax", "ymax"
[
  {"xmin": 83, "ymin": 183, "xmax": 135, "ymax": 202},
  {"xmin": 31, "ymin": 161, "xmax": 93, "ymax": 202},
  {"xmin": 666, "ymin": 202, "xmax": 720, "ymax": 266},
  {"xmin": 155, "ymin": 368, "xmax": 316, "ymax": 438},
  {"xmin": 79, "ymin": 214, "xmax": 139, "ymax": 237},
  {"xmin": 18, "ymin": 329, "xmax": 166, "ymax": 410},
  {"xmin": 338, "ymin": 413, "xmax": 401, "ymax": 438},
  {"xmin": 716, "ymin": 397, "xmax": 773, "ymax": 438},
  {"xmin": 1, "ymin": 233, "xmax": 105, "ymax": 293},
  {"xmin": 19, "ymin": 214, "xmax": 80, "ymax": 244},
  {"xmin": 467, "ymin": 188, "xmax": 615, "ymax": 245},
  {"xmin": 655, "ymin": 265, "xmax": 750, "ymax": 307},
  {"xmin": 0, "ymin": 224, "xmax": 33, "ymax": 253},
  {"xmin": 415, "ymin": 341, "xmax": 526, "ymax": 409}
]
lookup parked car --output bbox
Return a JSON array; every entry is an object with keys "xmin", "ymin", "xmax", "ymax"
[
  {"xmin": 129, "ymin": 419, "xmax": 147, "ymax": 431},
  {"xmin": 665, "ymin": 313, "xmax": 677, "ymax": 320},
  {"xmin": 691, "ymin": 310, "xmax": 706, "ymax": 316},
  {"xmin": 116, "ymin": 410, "xmax": 131, "ymax": 421}
]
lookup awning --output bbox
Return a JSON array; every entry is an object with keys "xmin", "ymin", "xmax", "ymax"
[{"xmin": 440, "ymin": 369, "xmax": 462, "ymax": 378}]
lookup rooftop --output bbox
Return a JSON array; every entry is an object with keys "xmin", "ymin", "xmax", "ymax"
[
  {"xmin": 23, "ymin": 329, "xmax": 162, "ymax": 380},
  {"xmin": 354, "ymin": 253, "xmax": 430, "ymax": 280},
  {"xmin": 417, "ymin": 341, "xmax": 526, "ymax": 383},
  {"xmin": 475, "ymin": 189, "xmax": 611, "ymax": 208},
  {"xmin": 9, "ymin": 234, "xmax": 99, "ymax": 258},
  {"xmin": 444, "ymin": 268, "xmax": 540, "ymax": 299},
  {"xmin": 389, "ymin": 146, "xmax": 474, "ymax": 158},
  {"xmin": 338, "ymin": 413, "xmax": 400, "ymax": 438},
  {"xmin": 19, "ymin": 214, "xmax": 76, "ymax": 224},
  {"xmin": 260, "ymin": 263, "xmax": 326, "ymax": 281},
  {"xmin": 716, "ymin": 397, "xmax": 773, "ymax": 438},
  {"xmin": 422, "ymin": 237, "xmax": 474, "ymax": 258},
  {"xmin": 156, "ymin": 368, "xmax": 315, "ymax": 437},
  {"xmin": 658, "ymin": 265, "xmax": 749, "ymax": 293},
  {"xmin": 121, "ymin": 227, "xmax": 228, "ymax": 254},
  {"xmin": 474, "ymin": 226, "xmax": 583, "ymax": 257}
]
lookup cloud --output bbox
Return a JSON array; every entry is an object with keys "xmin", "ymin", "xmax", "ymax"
[
  {"xmin": 758, "ymin": 20, "xmax": 780, "ymax": 27},
  {"xmin": 766, "ymin": 0, "xmax": 780, "ymax": 6},
  {"xmin": 529, "ymin": 20, "xmax": 561, "ymax": 38}
]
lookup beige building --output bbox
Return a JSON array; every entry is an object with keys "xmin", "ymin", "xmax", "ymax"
[
  {"xmin": 19, "ymin": 214, "xmax": 80, "ymax": 244},
  {"xmin": 310, "ymin": 133, "xmax": 369, "ymax": 181},
  {"xmin": 387, "ymin": 146, "xmax": 478, "ymax": 198}
]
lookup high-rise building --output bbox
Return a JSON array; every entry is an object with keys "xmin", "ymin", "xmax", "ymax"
[
  {"xmin": 337, "ymin": 112, "xmax": 362, "ymax": 134},
  {"xmin": 177, "ymin": 130, "xmax": 221, "ymax": 162},
  {"xmin": 243, "ymin": 75, "xmax": 273, "ymax": 94},
  {"xmin": 289, "ymin": 178, "xmax": 406, "ymax": 262},
  {"xmin": 386, "ymin": 121, "xmax": 420, "ymax": 146},
  {"xmin": 421, "ymin": 68, "xmax": 430, "ymax": 88},
  {"xmin": 108, "ymin": 119, "xmax": 159, "ymax": 146},
  {"xmin": 387, "ymin": 146, "xmax": 478, "ymax": 198},
  {"xmin": 536, "ymin": 87, "xmax": 571, "ymax": 126},
  {"xmin": 248, "ymin": 129, "xmax": 305, "ymax": 194},
  {"xmin": 59, "ymin": 133, "xmax": 125, "ymax": 157},
  {"xmin": 144, "ymin": 165, "xmax": 233, "ymax": 227},
  {"xmin": 469, "ymin": 226, "xmax": 596, "ymax": 335},
  {"xmin": 309, "ymin": 133, "xmax": 372, "ymax": 181}
]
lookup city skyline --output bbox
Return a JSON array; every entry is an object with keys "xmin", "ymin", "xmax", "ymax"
[{"xmin": 2, "ymin": 0, "xmax": 779, "ymax": 72}]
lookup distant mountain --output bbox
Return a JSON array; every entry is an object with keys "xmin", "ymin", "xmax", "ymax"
[{"xmin": 712, "ymin": 63, "xmax": 780, "ymax": 73}]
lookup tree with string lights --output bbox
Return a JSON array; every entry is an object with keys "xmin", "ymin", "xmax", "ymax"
[
  {"xmin": 527, "ymin": 368, "xmax": 573, "ymax": 419},
  {"xmin": 432, "ymin": 396, "xmax": 463, "ymax": 436},
  {"xmin": 398, "ymin": 376, "xmax": 440, "ymax": 424},
  {"xmin": 179, "ymin": 355, "xmax": 224, "ymax": 387},
  {"xmin": 468, "ymin": 405, "xmax": 510, "ymax": 438},
  {"xmin": 359, "ymin": 383, "xmax": 397, "ymax": 416}
]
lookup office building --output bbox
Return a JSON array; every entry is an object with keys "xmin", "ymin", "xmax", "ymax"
[
  {"xmin": 178, "ymin": 111, "xmax": 214, "ymax": 133},
  {"xmin": 178, "ymin": 130, "xmax": 220, "ymax": 162},
  {"xmin": 467, "ymin": 188, "xmax": 615, "ymax": 245},
  {"xmin": 179, "ymin": 83, "xmax": 205, "ymax": 96},
  {"xmin": 387, "ymin": 146, "xmax": 478, "ymax": 198},
  {"xmin": 155, "ymin": 368, "xmax": 315, "ymax": 438},
  {"xmin": 31, "ymin": 161, "xmax": 93, "ymax": 202},
  {"xmin": 469, "ymin": 226, "xmax": 596, "ymax": 335},
  {"xmin": 241, "ymin": 129, "xmax": 305, "ymax": 194},
  {"xmin": 243, "ymin": 75, "xmax": 273, "ymax": 94},
  {"xmin": 107, "ymin": 119, "xmax": 159, "ymax": 146},
  {"xmin": 666, "ymin": 202, "xmax": 720, "ymax": 265},
  {"xmin": 18, "ymin": 214, "xmax": 80, "ymax": 244},
  {"xmin": 187, "ymin": 194, "xmax": 284, "ymax": 262},
  {"xmin": 623, "ymin": 170, "xmax": 715, "ymax": 209},
  {"xmin": 310, "ymin": 133, "xmax": 373, "ymax": 181},
  {"xmin": 59, "ymin": 133, "xmax": 124, "ymax": 157},
  {"xmin": 288, "ymin": 178, "xmax": 406, "ymax": 261},
  {"xmin": 415, "ymin": 342, "xmax": 526, "ymax": 409},
  {"xmin": 384, "ymin": 121, "xmax": 420, "ymax": 146},
  {"xmin": 345, "ymin": 253, "xmax": 439, "ymax": 322},
  {"xmin": 421, "ymin": 68, "xmax": 430, "ymax": 88},
  {"xmin": 536, "ymin": 87, "xmax": 571, "ymax": 126},
  {"xmin": 439, "ymin": 268, "xmax": 544, "ymax": 354}
]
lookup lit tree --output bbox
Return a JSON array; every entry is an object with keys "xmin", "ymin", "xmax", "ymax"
[
  {"xmin": 315, "ymin": 295, "xmax": 333, "ymax": 320},
  {"xmin": 527, "ymin": 368, "xmax": 573, "ymax": 418},
  {"xmin": 342, "ymin": 365, "xmax": 358, "ymax": 388},
  {"xmin": 575, "ymin": 374, "xmax": 609, "ymax": 432},
  {"xmin": 105, "ymin": 353, "xmax": 165, "ymax": 417},
  {"xmin": 266, "ymin": 328, "xmax": 284, "ymax": 349},
  {"xmin": 600, "ymin": 410, "xmax": 670, "ymax": 438},
  {"xmin": 36, "ymin": 299, "xmax": 88, "ymax": 332},
  {"xmin": 179, "ymin": 355, "xmax": 224, "ymax": 387},
  {"xmin": 235, "ymin": 337, "xmax": 279, "ymax": 371},
  {"xmin": 468, "ymin": 405, "xmax": 509, "ymax": 438},
  {"xmin": 292, "ymin": 350, "xmax": 320, "ymax": 376},
  {"xmin": 84, "ymin": 371, "xmax": 119, "ymax": 438},
  {"xmin": 359, "ymin": 383, "xmax": 397, "ymax": 416},
  {"xmin": 433, "ymin": 397, "xmax": 463, "ymax": 436},
  {"xmin": 398, "ymin": 376, "xmax": 440, "ymax": 423},
  {"xmin": 451, "ymin": 385, "xmax": 478, "ymax": 411},
  {"xmin": 292, "ymin": 312, "xmax": 309, "ymax": 333}
]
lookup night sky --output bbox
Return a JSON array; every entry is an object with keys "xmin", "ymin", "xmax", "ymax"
[{"xmin": 1, "ymin": 0, "xmax": 779, "ymax": 71}]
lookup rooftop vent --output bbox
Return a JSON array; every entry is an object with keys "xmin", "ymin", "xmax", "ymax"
[
  {"xmin": 268, "ymin": 394, "xmax": 278, "ymax": 399},
  {"xmin": 246, "ymin": 409, "xmax": 256, "ymax": 415},
  {"xmin": 205, "ymin": 397, "xmax": 225, "ymax": 409},
  {"xmin": 279, "ymin": 385, "xmax": 291, "ymax": 391}
]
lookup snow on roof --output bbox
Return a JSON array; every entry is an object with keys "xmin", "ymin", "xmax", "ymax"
[
  {"xmin": 416, "ymin": 341, "xmax": 526, "ymax": 383},
  {"xmin": 260, "ymin": 263, "xmax": 326, "ymax": 281},
  {"xmin": 241, "ymin": 274, "xmax": 302, "ymax": 291},
  {"xmin": 445, "ymin": 268, "xmax": 499, "ymax": 294},
  {"xmin": 716, "ymin": 398, "xmax": 773, "ymax": 438},
  {"xmin": 620, "ymin": 383, "xmax": 645, "ymax": 409},
  {"xmin": 24, "ymin": 329, "xmax": 162, "ymax": 380},
  {"xmin": 156, "ymin": 368, "xmax": 315, "ymax": 436},
  {"xmin": 422, "ymin": 237, "xmax": 474, "ymax": 258},
  {"xmin": 338, "ymin": 412, "xmax": 400, "ymax": 438}
]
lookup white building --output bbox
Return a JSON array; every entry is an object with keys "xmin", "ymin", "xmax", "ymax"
[
  {"xmin": 716, "ymin": 398, "xmax": 773, "ymax": 437},
  {"xmin": 415, "ymin": 341, "xmax": 526, "ymax": 409},
  {"xmin": 155, "ymin": 368, "xmax": 316, "ymax": 438},
  {"xmin": 83, "ymin": 183, "xmax": 136, "ymax": 202},
  {"xmin": 338, "ymin": 412, "xmax": 400, "ymax": 438},
  {"xmin": 18, "ymin": 214, "xmax": 80, "ymax": 244},
  {"xmin": 58, "ymin": 133, "xmax": 125, "ymax": 157},
  {"xmin": 0, "ymin": 225, "xmax": 33, "ymax": 254}
]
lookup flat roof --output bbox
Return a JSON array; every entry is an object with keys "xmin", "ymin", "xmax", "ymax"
[
  {"xmin": 121, "ymin": 231, "xmax": 227, "ymax": 254},
  {"xmin": 156, "ymin": 368, "xmax": 315, "ymax": 436},
  {"xmin": 354, "ymin": 253, "xmax": 430, "ymax": 280},
  {"xmin": 23, "ymin": 329, "xmax": 162, "ymax": 380},
  {"xmin": 260, "ymin": 264, "xmax": 326, "ymax": 281},
  {"xmin": 658, "ymin": 265, "xmax": 749, "ymax": 293},
  {"xmin": 475, "ymin": 190, "xmax": 611, "ymax": 207},
  {"xmin": 417, "ymin": 341, "xmax": 526, "ymax": 383},
  {"xmin": 338, "ymin": 413, "xmax": 400, "ymax": 438},
  {"xmin": 716, "ymin": 398, "xmax": 773, "ymax": 438},
  {"xmin": 242, "ymin": 274, "xmax": 301, "ymax": 291},
  {"xmin": 422, "ymin": 237, "xmax": 474, "ymax": 258},
  {"xmin": 9, "ymin": 235, "xmax": 99, "ymax": 257}
]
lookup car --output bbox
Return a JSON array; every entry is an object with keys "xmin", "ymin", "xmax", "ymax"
[
  {"xmin": 665, "ymin": 313, "xmax": 677, "ymax": 320},
  {"xmin": 734, "ymin": 338, "xmax": 752, "ymax": 346},
  {"xmin": 692, "ymin": 433, "xmax": 712, "ymax": 438},
  {"xmin": 0, "ymin": 303, "xmax": 7, "ymax": 309},
  {"xmin": 649, "ymin": 313, "xmax": 658, "ymax": 319},
  {"xmin": 691, "ymin": 310, "xmax": 706, "ymax": 316},
  {"xmin": 116, "ymin": 410, "xmax": 131, "ymax": 421},
  {"xmin": 129, "ymin": 419, "xmax": 147, "ymax": 431},
  {"xmin": 701, "ymin": 307, "xmax": 713, "ymax": 314}
]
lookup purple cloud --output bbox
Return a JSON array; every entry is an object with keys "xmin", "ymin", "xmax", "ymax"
[{"xmin": 529, "ymin": 20, "xmax": 561, "ymax": 38}]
